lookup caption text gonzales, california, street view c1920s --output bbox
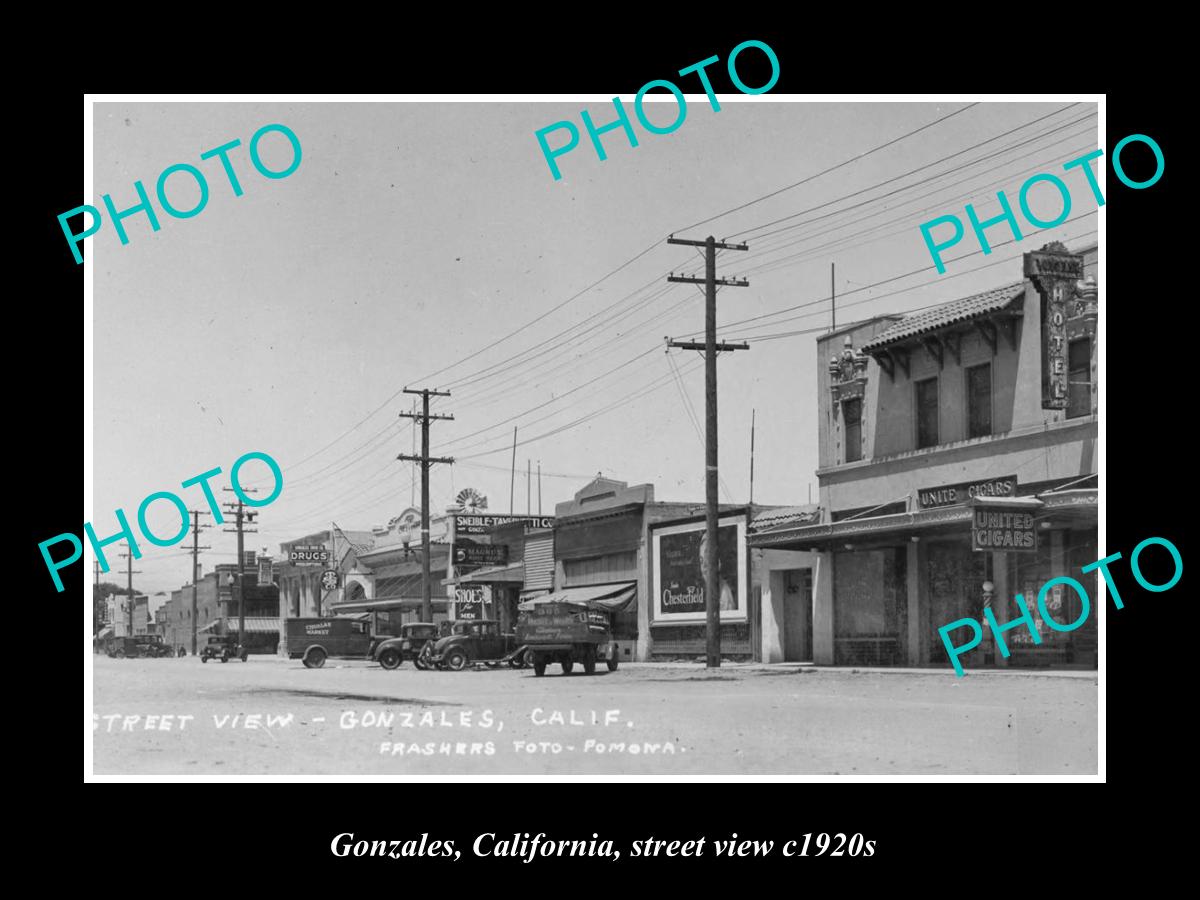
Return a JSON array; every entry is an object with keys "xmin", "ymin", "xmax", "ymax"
[{"xmin": 80, "ymin": 90, "xmax": 1153, "ymax": 777}]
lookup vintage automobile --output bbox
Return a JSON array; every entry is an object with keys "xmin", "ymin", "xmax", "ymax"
[
  {"xmin": 200, "ymin": 634, "xmax": 248, "ymax": 663},
  {"xmin": 370, "ymin": 623, "xmax": 444, "ymax": 671},
  {"xmin": 106, "ymin": 635, "xmax": 175, "ymax": 658},
  {"xmin": 516, "ymin": 600, "xmax": 620, "ymax": 676},
  {"xmin": 286, "ymin": 616, "xmax": 375, "ymax": 669},
  {"xmin": 425, "ymin": 619, "xmax": 528, "ymax": 671}
]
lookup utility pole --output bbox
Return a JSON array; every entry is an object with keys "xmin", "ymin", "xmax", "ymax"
[
  {"xmin": 94, "ymin": 559, "xmax": 101, "ymax": 634},
  {"xmin": 749, "ymin": 408, "xmax": 756, "ymax": 506},
  {"xmin": 527, "ymin": 459, "xmax": 531, "ymax": 516},
  {"xmin": 831, "ymin": 262, "xmax": 836, "ymax": 332},
  {"xmin": 667, "ymin": 234, "xmax": 750, "ymax": 668},
  {"xmin": 537, "ymin": 461, "xmax": 542, "ymax": 516},
  {"xmin": 222, "ymin": 492, "xmax": 258, "ymax": 655},
  {"xmin": 188, "ymin": 510, "xmax": 212, "ymax": 655},
  {"xmin": 509, "ymin": 426, "xmax": 518, "ymax": 514},
  {"xmin": 398, "ymin": 387, "xmax": 455, "ymax": 623},
  {"xmin": 118, "ymin": 547, "xmax": 141, "ymax": 636}
]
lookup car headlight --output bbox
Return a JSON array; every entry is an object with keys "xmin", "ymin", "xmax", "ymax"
[{"xmin": 401, "ymin": 641, "xmax": 412, "ymax": 649}]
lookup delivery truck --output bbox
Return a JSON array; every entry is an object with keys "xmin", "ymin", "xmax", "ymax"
[{"xmin": 286, "ymin": 617, "xmax": 375, "ymax": 668}]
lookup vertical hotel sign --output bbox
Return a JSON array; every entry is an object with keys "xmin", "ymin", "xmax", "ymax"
[{"xmin": 1024, "ymin": 243, "xmax": 1083, "ymax": 410}]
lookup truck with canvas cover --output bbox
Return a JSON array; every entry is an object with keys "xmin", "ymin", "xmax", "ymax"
[{"xmin": 516, "ymin": 599, "xmax": 622, "ymax": 676}]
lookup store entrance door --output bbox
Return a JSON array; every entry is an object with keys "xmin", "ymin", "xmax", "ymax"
[{"xmin": 783, "ymin": 569, "xmax": 813, "ymax": 662}]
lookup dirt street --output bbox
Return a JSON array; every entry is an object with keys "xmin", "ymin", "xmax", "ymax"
[{"xmin": 90, "ymin": 656, "xmax": 1097, "ymax": 776}]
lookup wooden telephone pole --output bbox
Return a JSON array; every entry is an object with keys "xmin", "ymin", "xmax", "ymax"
[
  {"xmin": 666, "ymin": 234, "xmax": 749, "ymax": 668},
  {"xmin": 398, "ymin": 387, "xmax": 455, "ymax": 624},
  {"xmin": 188, "ymin": 510, "xmax": 212, "ymax": 655},
  {"xmin": 118, "ymin": 547, "xmax": 141, "ymax": 635},
  {"xmin": 222, "ymin": 492, "xmax": 258, "ymax": 654}
]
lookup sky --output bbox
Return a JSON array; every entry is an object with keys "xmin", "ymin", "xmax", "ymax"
[{"xmin": 90, "ymin": 98, "xmax": 1100, "ymax": 594}]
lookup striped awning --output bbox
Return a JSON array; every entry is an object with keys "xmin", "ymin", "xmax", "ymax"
[{"xmin": 221, "ymin": 617, "xmax": 281, "ymax": 634}]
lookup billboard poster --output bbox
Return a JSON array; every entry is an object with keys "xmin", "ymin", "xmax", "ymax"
[{"xmin": 652, "ymin": 516, "xmax": 747, "ymax": 622}]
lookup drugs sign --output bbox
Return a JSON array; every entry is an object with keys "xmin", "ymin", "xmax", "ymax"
[{"xmin": 289, "ymin": 545, "xmax": 329, "ymax": 566}]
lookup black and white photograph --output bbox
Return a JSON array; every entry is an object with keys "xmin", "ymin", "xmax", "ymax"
[{"xmin": 79, "ymin": 91, "xmax": 1115, "ymax": 781}]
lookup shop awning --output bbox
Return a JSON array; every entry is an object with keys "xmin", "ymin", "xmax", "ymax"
[
  {"xmin": 96, "ymin": 626, "xmax": 114, "ymax": 640},
  {"xmin": 517, "ymin": 582, "xmax": 636, "ymax": 613},
  {"xmin": 445, "ymin": 562, "xmax": 525, "ymax": 586},
  {"xmin": 330, "ymin": 598, "xmax": 450, "ymax": 613},
  {"xmin": 222, "ymin": 617, "xmax": 281, "ymax": 634},
  {"xmin": 198, "ymin": 620, "xmax": 221, "ymax": 633}
]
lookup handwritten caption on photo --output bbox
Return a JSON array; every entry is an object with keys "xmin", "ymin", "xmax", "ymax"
[
  {"xmin": 938, "ymin": 535, "xmax": 1182, "ymax": 676},
  {"xmin": 43, "ymin": 449, "xmax": 283, "ymax": 591}
]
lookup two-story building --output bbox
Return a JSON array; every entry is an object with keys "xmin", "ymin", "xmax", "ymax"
[{"xmin": 749, "ymin": 241, "xmax": 1098, "ymax": 670}]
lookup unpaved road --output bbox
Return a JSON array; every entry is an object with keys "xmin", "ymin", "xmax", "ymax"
[{"xmin": 89, "ymin": 656, "xmax": 1097, "ymax": 775}]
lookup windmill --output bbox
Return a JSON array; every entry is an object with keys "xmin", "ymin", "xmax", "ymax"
[{"xmin": 455, "ymin": 488, "xmax": 488, "ymax": 513}]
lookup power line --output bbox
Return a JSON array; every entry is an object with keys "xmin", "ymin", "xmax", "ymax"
[{"xmin": 673, "ymin": 102, "xmax": 981, "ymax": 233}]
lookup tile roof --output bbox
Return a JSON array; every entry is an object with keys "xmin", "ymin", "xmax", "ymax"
[
  {"xmin": 861, "ymin": 282, "xmax": 1024, "ymax": 352},
  {"xmin": 750, "ymin": 505, "xmax": 822, "ymax": 532}
]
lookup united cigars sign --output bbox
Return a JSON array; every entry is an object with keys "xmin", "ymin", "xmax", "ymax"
[
  {"xmin": 917, "ymin": 475, "xmax": 1017, "ymax": 510},
  {"xmin": 971, "ymin": 508, "xmax": 1037, "ymax": 553}
]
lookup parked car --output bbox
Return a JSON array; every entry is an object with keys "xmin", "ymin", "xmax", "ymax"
[
  {"xmin": 370, "ymin": 623, "xmax": 443, "ymax": 670},
  {"xmin": 426, "ymin": 619, "xmax": 526, "ymax": 671},
  {"xmin": 516, "ymin": 601, "xmax": 619, "ymax": 676},
  {"xmin": 200, "ymin": 634, "xmax": 248, "ymax": 663},
  {"xmin": 134, "ymin": 635, "xmax": 175, "ymax": 658},
  {"xmin": 286, "ymin": 617, "xmax": 375, "ymax": 669}
]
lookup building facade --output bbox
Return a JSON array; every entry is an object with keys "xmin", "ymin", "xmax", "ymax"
[{"xmin": 749, "ymin": 242, "xmax": 1099, "ymax": 670}]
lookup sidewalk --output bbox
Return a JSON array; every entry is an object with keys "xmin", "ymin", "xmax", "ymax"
[
  {"xmin": 238, "ymin": 655, "xmax": 1096, "ymax": 679},
  {"xmin": 618, "ymin": 661, "xmax": 1098, "ymax": 679}
]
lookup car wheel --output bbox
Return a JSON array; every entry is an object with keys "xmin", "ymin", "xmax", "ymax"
[
  {"xmin": 607, "ymin": 654, "xmax": 619, "ymax": 672},
  {"xmin": 583, "ymin": 652, "xmax": 596, "ymax": 675},
  {"xmin": 378, "ymin": 648, "xmax": 402, "ymax": 670},
  {"xmin": 413, "ymin": 655, "xmax": 429, "ymax": 671},
  {"xmin": 240, "ymin": 650, "xmax": 249, "ymax": 662},
  {"xmin": 445, "ymin": 648, "xmax": 468, "ymax": 672},
  {"xmin": 113, "ymin": 650, "xmax": 125, "ymax": 659},
  {"xmin": 220, "ymin": 653, "xmax": 229, "ymax": 663},
  {"xmin": 561, "ymin": 659, "xmax": 574, "ymax": 675},
  {"xmin": 533, "ymin": 657, "xmax": 546, "ymax": 677},
  {"xmin": 200, "ymin": 655, "xmax": 208, "ymax": 664},
  {"xmin": 303, "ymin": 647, "xmax": 327, "ymax": 669}
]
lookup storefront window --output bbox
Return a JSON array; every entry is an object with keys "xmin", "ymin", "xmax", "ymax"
[
  {"xmin": 833, "ymin": 547, "xmax": 906, "ymax": 665},
  {"xmin": 927, "ymin": 539, "xmax": 989, "ymax": 664}
]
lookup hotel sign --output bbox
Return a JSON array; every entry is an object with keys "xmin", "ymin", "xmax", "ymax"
[
  {"xmin": 917, "ymin": 475, "xmax": 1017, "ymax": 510},
  {"xmin": 1025, "ymin": 247, "xmax": 1083, "ymax": 411},
  {"xmin": 971, "ymin": 508, "xmax": 1037, "ymax": 553}
]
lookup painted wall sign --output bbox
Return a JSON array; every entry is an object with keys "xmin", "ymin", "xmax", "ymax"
[{"xmin": 917, "ymin": 475, "xmax": 1017, "ymax": 510}]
